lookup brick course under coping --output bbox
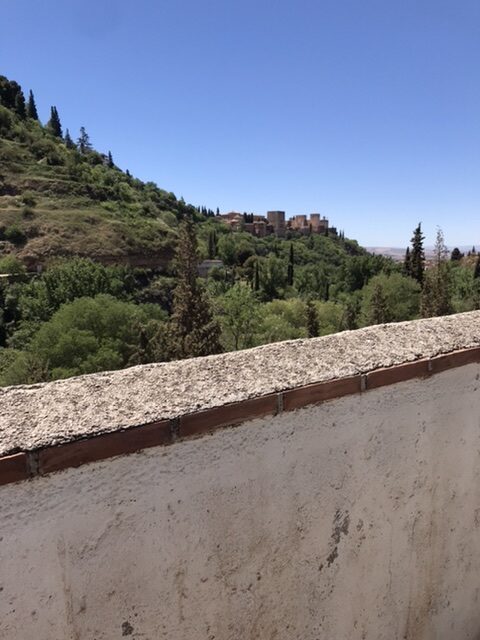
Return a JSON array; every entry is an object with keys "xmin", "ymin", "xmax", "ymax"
[{"xmin": 0, "ymin": 311, "xmax": 479, "ymax": 472}]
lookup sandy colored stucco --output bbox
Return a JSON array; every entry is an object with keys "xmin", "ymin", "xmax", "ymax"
[
  {"xmin": 1, "ymin": 363, "xmax": 480, "ymax": 639},
  {"xmin": 1, "ymin": 310, "xmax": 480, "ymax": 455}
]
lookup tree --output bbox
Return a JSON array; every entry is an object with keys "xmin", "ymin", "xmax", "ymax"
[
  {"xmin": 287, "ymin": 243, "xmax": 294, "ymax": 286},
  {"xmin": 77, "ymin": 126, "xmax": 92, "ymax": 153},
  {"xmin": 410, "ymin": 223, "xmax": 425, "ymax": 284},
  {"xmin": 403, "ymin": 247, "xmax": 411, "ymax": 276},
  {"xmin": 107, "ymin": 150, "xmax": 114, "ymax": 168},
  {"xmin": 253, "ymin": 260, "xmax": 260, "ymax": 292},
  {"xmin": 207, "ymin": 230, "xmax": 217, "ymax": 259},
  {"xmin": 305, "ymin": 300, "xmax": 319, "ymax": 338},
  {"xmin": 0, "ymin": 77, "xmax": 25, "ymax": 111},
  {"xmin": 27, "ymin": 90, "xmax": 38, "ymax": 120},
  {"xmin": 256, "ymin": 299, "xmax": 307, "ymax": 345},
  {"xmin": 340, "ymin": 300, "xmax": 358, "ymax": 331},
  {"xmin": 47, "ymin": 106, "xmax": 62, "ymax": 138},
  {"xmin": 17, "ymin": 258, "xmax": 126, "ymax": 328},
  {"xmin": 217, "ymin": 233, "xmax": 237, "ymax": 266},
  {"xmin": 0, "ymin": 295, "xmax": 166, "ymax": 385},
  {"xmin": 368, "ymin": 283, "xmax": 389, "ymax": 325},
  {"xmin": 474, "ymin": 256, "xmax": 480, "ymax": 280},
  {"xmin": 260, "ymin": 255, "xmax": 287, "ymax": 300},
  {"xmin": 450, "ymin": 247, "xmax": 463, "ymax": 261},
  {"xmin": 360, "ymin": 272, "xmax": 421, "ymax": 324},
  {"xmin": 420, "ymin": 228, "xmax": 453, "ymax": 318},
  {"xmin": 168, "ymin": 217, "xmax": 222, "ymax": 359},
  {"xmin": 219, "ymin": 282, "xmax": 260, "ymax": 350},
  {"xmin": 14, "ymin": 91, "xmax": 26, "ymax": 119},
  {"xmin": 64, "ymin": 129, "xmax": 75, "ymax": 149}
]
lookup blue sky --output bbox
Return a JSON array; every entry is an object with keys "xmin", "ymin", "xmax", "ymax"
[{"xmin": 2, "ymin": 0, "xmax": 480, "ymax": 247}]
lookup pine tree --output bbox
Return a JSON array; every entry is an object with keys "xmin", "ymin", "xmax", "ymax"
[
  {"xmin": 107, "ymin": 151, "xmax": 114, "ymax": 168},
  {"xmin": 168, "ymin": 217, "xmax": 222, "ymax": 359},
  {"xmin": 287, "ymin": 243, "xmax": 294, "ymax": 286},
  {"xmin": 64, "ymin": 129, "xmax": 75, "ymax": 149},
  {"xmin": 27, "ymin": 90, "xmax": 38, "ymax": 120},
  {"xmin": 47, "ymin": 106, "xmax": 62, "ymax": 138},
  {"xmin": 368, "ymin": 283, "xmax": 389, "ymax": 325},
  {"xmin": 77, "ymin": 126, "xmax": 92, "ymax": 153},
  {"xmin": 410, "ymin": 223, "xmax": 425, "ymax": 285},
  {"xmin": 306, "ymin": 300, "xmax": 319, "ymax": 338}
]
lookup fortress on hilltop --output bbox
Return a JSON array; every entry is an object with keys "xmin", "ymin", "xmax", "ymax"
[{"xmin": 219, "ymin": 209, "xmax": 335, "ymax": 238}]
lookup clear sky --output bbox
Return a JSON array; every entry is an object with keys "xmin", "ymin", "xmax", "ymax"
[{"xmin": 2, "ymin": 0, "xmax": 480, "ymax": 247}]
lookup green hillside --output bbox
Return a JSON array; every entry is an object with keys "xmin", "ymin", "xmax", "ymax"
[{"xmin": 0, "ymin": 75, "xmax": 197, "ymax": 269}]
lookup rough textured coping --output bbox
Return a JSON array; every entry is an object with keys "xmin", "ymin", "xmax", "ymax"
[{"xmin": 1, "ymin": 311, "xmax": 480, "ymax": 486}]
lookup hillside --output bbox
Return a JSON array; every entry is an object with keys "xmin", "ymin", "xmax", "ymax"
[{"xmin": 0, "ymin": 75, "xmax": 198, "ymax": 269}]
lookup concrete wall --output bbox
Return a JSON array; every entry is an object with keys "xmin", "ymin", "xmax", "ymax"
[{"xmin": 2, "ymin": 362, "xmax": 480, "ymax": 639}]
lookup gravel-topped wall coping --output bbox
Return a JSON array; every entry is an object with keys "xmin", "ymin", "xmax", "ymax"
[{"xmin": 1, "ymin": 310, "xmax": 479, "ymax": 463}]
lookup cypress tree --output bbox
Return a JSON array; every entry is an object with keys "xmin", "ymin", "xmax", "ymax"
[
  {"xmin": 403, "ymin": 247, "xmax": 411, "ymax": 276},
  {"xmin": 47, "ymin": 106, "xmax": 63, "ymax": 137},
  {"xmin": 324, "ymin": 281, "xmax": 330, "ymax": 302},
  {"xmin": 410, "ymin": 223, "xmax": 425, "ymax": 285},
  {"xmin": 27, "ymin": 90, "xmax": 38, "ymax": 120},
  {"xmin": 253, "ymin": 260, "xmax": 260, "ymax": 291},
  {"xmin": 474, "ymin": 256, "xmax": 480, "ymax": 279},
  {"xmin": 64, "ymin": 129, "xmax": 75, "ymax": 149},
  {"xmin": 287, "ymin": 243, "xmax": 294, "ymax": 286},
  {"xmin": 107, "ymin": 151, "xmax": 114, "ymax": 168},
  {"xmin": 168, "ymin": 217, "xmax": 222, "ymax": 359},
  {"xmin": 306, "ymin": 300, "xmax": 319, "ymax": 338},
  {"xmin": 14, "ymin": 91, "xmax": 26, "ymax": 119},
  {"xmin": 207, "ymin": 230, "xmax": 216, "ymax": 259}
]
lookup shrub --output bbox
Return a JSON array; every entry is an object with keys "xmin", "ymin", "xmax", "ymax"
[
  {"xmin": 0, "ymin": 256, "xmax": 26, "ymax": 275},
  {"xmin": 4, "ymin": 224, "xmax": 26, "ymax": 245}
]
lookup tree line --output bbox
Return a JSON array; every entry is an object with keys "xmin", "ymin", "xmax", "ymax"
[{"xmin": 1, "ymin": 215, "xmax": 478, "ymax": 386}]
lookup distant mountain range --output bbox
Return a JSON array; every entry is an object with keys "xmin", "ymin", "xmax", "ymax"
[{"xmin": 367, "ymin": 246, "xmax": 478, "ymax": 262}]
